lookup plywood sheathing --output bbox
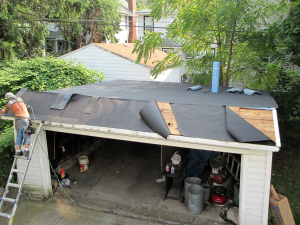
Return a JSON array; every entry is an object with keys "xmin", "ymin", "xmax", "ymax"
[
  {"xmin": 229, "ymin": 107, "xmax": 276, "ymax": 142},
  {"xmin": 157, "ymin": 102, "xmax": 181, "ymax": 136}
]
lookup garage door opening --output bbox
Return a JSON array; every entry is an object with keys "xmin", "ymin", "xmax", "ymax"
[{"xmin": 46, "ymin": 131, "xmax": 241, "ymax": 224}]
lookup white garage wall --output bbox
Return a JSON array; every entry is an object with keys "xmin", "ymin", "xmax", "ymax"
[
  {"xmin": 240, "ymin": 150, "xmax": 273, "ymax": 225},
  {"xmin": 17, "ymin": 128, "xmax": 52, "ymax": 198},
  {"xmin": 60, "ymin": 45, "xmax": 151, "ymax": 82},
  {"xmin": 152, "ymin": 66, "xmax": 184, "ymax": 83},
  {"xmin": 60, "ymin": 44, "xmax": 183, "ymax": 83}
]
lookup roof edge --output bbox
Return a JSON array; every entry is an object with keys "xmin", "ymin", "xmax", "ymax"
[{"xmin": 59, "ymin": 44, "xmax": 94, "ymax": 59}]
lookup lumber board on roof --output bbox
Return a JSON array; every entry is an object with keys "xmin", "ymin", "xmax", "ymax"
[
  {"xmin": 229, "ymin": 107, "xmax": 276, "ymax": 142},
  {"xmin": 157, "ymin": 102, "xmax": 181, "ymax": 136}
]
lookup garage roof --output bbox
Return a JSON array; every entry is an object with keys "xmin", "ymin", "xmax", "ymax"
[
  {"xmin": 93, "ymin": 43, "xmax": 168, "ymax": 69},
  {"xmin": 7, "ymin": 80, "xmax": 278, "ymax": 146}
]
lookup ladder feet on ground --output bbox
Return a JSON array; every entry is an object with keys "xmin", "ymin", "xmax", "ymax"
[{"xmin": 0, "ymin": 122, "xmax": 44, "ymax": 225}]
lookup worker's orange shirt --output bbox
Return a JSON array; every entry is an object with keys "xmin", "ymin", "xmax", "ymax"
[{"xmin": 3, "ymin": 102, "xmax": 29, "ymax": 118}]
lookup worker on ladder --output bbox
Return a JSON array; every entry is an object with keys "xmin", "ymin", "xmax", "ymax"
[{"xmin": 0, "ymin": 92, "xmax": 31, "ymax": 157}]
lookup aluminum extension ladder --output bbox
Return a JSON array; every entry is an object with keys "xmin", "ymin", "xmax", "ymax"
[{"xmin": 0, "ymin": 122, "xmax": 44, "ymax": 225}]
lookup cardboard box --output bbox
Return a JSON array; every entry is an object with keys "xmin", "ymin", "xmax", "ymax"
[{"xmin": 269, "ymin": 193, "xmax": 295, "ymax": 225}]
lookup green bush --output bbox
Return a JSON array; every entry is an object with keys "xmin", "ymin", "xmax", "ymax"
[
  {"xmin": 270, "ymin": 69, "xmax": 300, "ymax": 152},
  {"xmin": 0, "ymin": 56, "xmax": 105, "ymax": 187},
  {"xmin": 0, "ymin": 126, "xmax": 15, "ymax": 187},
  {"xmin": 0, "ymin": 56, "xmax": 104, "ymax": 98}
]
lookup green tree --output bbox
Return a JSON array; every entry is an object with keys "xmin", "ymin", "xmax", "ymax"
[
  {"xmin": 0, "ymin": 0, "xmax": 49, "ymax": 59},
  {"xmin": 53, "ymin": 0, "xmax": 121, "ymax": 52},
  {"xmin": 133, "ymin": 0, "xmax": 288, "ymax": 86},
  {"xmin": 280, "ymin": 0, "xmax": 300, "ymax": 67},
  {"xmin": 137, "ymin": 0, "xmax": 151, "ymax": 11}
]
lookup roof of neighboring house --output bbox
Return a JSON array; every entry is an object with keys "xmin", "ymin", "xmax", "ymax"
[
  {"xmin": 93, "ymin": 43, "xmax": 169, "ymax": 69},
  {"xmin": 118, "ymin": 0, "xmax": 133, "ymax": 16},
  {"xmin": 136, "ymin": 9, "xmax": 178, "ymax": 15},
  {"xmin": 5, "ymin": 81, "xmax": 279, "ymax": 147},
  {"xmin": 136, "ymin": 9, "xmax": 152, "ymax": 15},
  {"xmin": 46, "ymin": 31, "xmax": 64, "ymax": 40}
]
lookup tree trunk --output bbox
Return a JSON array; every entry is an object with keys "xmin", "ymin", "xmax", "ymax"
[
  {"xmin": 219, "ymin": 66, "xmax": 223, "ymax": 87},
  {"xmin": 225, "ymin": 20, "xmax": 237, "ymax": 87}
]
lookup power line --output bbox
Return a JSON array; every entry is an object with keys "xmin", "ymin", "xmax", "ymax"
[{"xmin": 35, "ymin": 18, "xmax": 172, "ymax": 30}]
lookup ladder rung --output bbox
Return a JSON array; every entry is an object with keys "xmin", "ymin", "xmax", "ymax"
[
  {"xmin": 1, "ymin": 197, "xmax": 17, "ymax": 203},
  {"xmin": 14, "ymin": 155, "xmax": 29, "ymax": 160},
  {"xmin": 7, "ymin": 183, "xmax": 21, "ymax": 189},
  {"xmin": 0, "ymin": 212, "xmax": 11, "ymax": 219},
  {"xmin": 11, "ymin": 169, "xmax": 25, "ymax": 174}
]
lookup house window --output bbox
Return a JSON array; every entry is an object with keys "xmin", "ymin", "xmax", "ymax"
[
  {"xmin": 185, "ymin": 52, "xmax": 192, "ymax": 59},
  {"xmin": 144, "ymin": 16, "xmax": 154, "ymax": 33},
  {"xmin": 162, "ymin": 48, "xmax": 174, "ymax": 53},
  {"xmin": 181, "ymin": 74, "xmax": 188, "ymax": 83}
]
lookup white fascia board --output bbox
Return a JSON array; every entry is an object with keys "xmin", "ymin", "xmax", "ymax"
[
  {"xmin": 272, "ymin": 108, "xmax": 281, "ymax": 147},
  {"xmin": 42, "ymin": 121, "xmax": 279, "ymax": 154},
  {"xmin": 1, "ymin": 116, "xmax": 280, "ymax": 153}
]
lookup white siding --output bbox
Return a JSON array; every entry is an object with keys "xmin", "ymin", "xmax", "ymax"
[
  {"xmin": 240, "ymin": 150, "xmax": 273, "ymax": 225},
  {"xmin": 60, "ymin": 45, "xmax": 152, "ymax": 82},
  {"xmin": 17, "ymin": 128, "xmax": 52, "ymax": 198},
  {"xmin": 137, "ymin": 14, "xmax": 176, "ymax": 40},
  {"xmin": 153, "ymin": 66, "xmax": 184, "ymax": 83},
  {"xmin": 61, "ymin": 44, "xmax": 183, "ymax": 83},
  {"xmin": 115, "ymin": 15, "xmax": 129, "ymax": 43}
]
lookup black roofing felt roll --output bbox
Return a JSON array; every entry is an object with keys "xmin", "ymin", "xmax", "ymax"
[
  {"xmin": 139, "ymin": 100, "xmax": 170, "ymax": 139},
  {"xmin": 225, "ymin": 107, "xmax": 274, "ymax": 145}
]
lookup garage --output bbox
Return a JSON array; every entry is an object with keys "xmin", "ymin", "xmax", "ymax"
[
  {"xmin": 3, "ymin": 80, "xmax": 280, "ymax": 224},
  {"xmin": 45, "ymin": 132, "xmax": 239, "ymax": 224}
]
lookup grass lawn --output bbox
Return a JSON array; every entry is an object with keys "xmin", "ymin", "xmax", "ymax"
[{"xmin": 270, "ymin": 148, "xmax": 300, "ymax": 224}]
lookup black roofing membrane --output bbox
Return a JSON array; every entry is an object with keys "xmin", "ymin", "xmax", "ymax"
[
  {"xmin": 139, "ymin": 101, "xmax": 171, "ymax": 139},
  {"xmin": 47, "ymin": 80, "xmax": 278, "ymax": 108},
  {"xmin": 10, "ymin": 81, "xmax": 276, "ymax": 145}
]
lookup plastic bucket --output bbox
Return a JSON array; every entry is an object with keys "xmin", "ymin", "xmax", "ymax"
[
  {"xmin": 187, "ymin": 184, "xmax": 204, "ymax": 215},
  {"xmin": 201, "ymin": 183, "xmax": 211, "ymax": 202},
  {"xmin": 78, "ymin": 156, "xmax": 89, "ymax": 172},
  {"xmin": 184, "ymin": 177, "xmax": 202, "ymax": 204}
]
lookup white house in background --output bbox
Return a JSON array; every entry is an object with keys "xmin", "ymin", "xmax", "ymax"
[
  {"xmin": 115, "ymin": 0, "xmax": 137, "ymax": 43},
  {"xmin": 136, "ymin": 9, "xmax": 187, "ymax": 58},
  {"xmin": 46, "ymin": 0, "xmax": 138, "ymax": 54},
  {"xmin": 59, "ymin": 43, "xmax": 186, "ymax": 83}
]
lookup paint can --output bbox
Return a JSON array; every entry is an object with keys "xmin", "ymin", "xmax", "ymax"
[{"xmin": 78, "ymin": 156, "xmax": 89, "ymax": 172}]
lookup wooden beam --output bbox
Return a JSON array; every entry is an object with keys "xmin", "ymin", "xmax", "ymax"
[{"xmin": 157, "ymin": 102, "xmax": 181, "ymax": 136}]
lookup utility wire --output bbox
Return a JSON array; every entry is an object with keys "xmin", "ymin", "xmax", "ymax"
[{"xmin": 35, "ymin": 18, "xmax": 172, "ymax": 30}]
